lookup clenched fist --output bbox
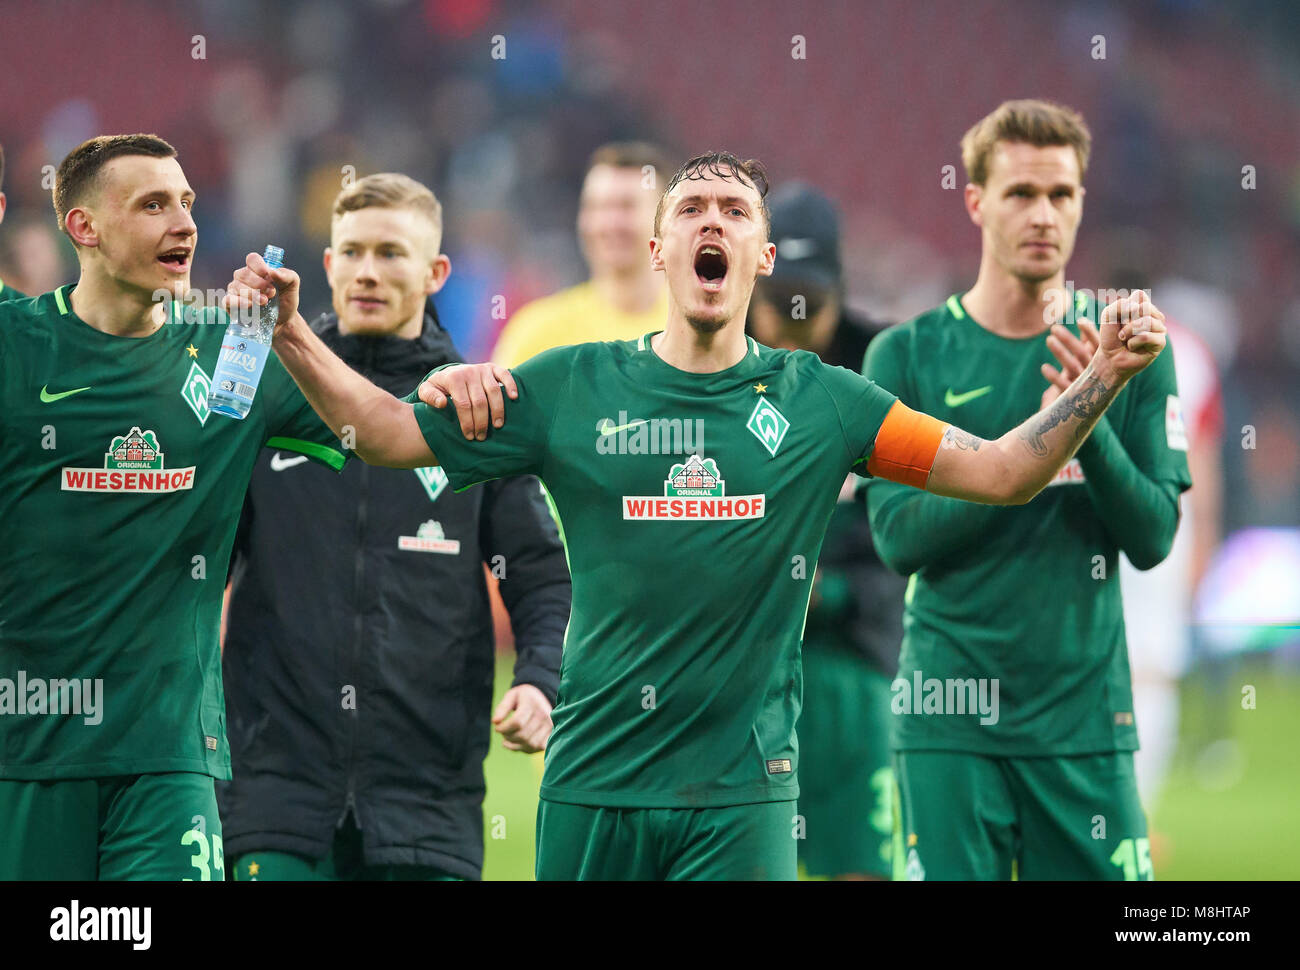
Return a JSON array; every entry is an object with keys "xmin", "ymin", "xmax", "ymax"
[{"xmin": 1097, "ymin": 289, "xmax": 1166, "ymax": 381}]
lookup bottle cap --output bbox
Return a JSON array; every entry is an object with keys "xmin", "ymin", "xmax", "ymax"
[{"xmin": 262, "ymin": 245, "xmax": 286, "ymax": 269}]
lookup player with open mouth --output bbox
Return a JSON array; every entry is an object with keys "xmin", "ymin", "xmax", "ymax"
[{"xmin": 227, "ymin": 149, "xmax": 1169, "ymax": 881}]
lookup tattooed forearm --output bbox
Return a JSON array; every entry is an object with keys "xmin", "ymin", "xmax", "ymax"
[
  {"xmin": 940, "ymin": 426, "xmax": 984, "ymax": 451},
  {"xmin": 1018, "ymin": 371, "xmax": 1111, "ymax": 457}
]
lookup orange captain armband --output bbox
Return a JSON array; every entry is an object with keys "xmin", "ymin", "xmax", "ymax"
[{"xmin": 865, "ymin": 400, "xmax": 948, "ymax": 489}]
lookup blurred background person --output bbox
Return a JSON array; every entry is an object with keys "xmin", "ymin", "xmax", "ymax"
[
  {"xmin": 0, "ymin": 213, "xmax": 69, "ymax": 297},
  {"xmin": 1108, "ymin": 251, "xmax": 1225, "ymax": 866},
  {"xmin": 218, "ymin": 173, "xmax": 571, "ymax": 881},
  {"xmin": 0, "ymin": 143, "xmax": 26, "ymax": 301},
  {"xmin": 491, "ymin": 141, "xmax": 674, "ymax": 366},
  {"xmin": 747, "ymin": 183, "xmax": 905, "ymax": 880}
]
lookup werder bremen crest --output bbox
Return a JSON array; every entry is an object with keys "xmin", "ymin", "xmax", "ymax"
[
  {"xmin": 413, "ymin": 465, "xmax": 449, "ymax": 502},
  {"xmin": 747, "ymin": 396, "xmax": 790, "ymax": 457},
  {"xmin": 181, "ymin": 362, "xmax": 213, "ymax": 425}
]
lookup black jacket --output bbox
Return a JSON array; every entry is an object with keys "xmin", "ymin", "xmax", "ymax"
[
  {"xmin": 812, "ymin": 308, "xmax": 907, "ymax": 675},
  {"xmin": 217, "ymin": 300, "xmax": 570, "ymax": 879}
]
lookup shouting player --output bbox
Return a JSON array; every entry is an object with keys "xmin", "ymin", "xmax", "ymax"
[
  {"xmin": 0, "ymin": 135, "xmax": 472, "ymax": 880},
  {"xmin": 225, "ymin": 151, "xmax": 1169, "ymax": 881},
  {"xmin": 861, "ymin": 100, "xmax": 1191, "ymax": 880}
]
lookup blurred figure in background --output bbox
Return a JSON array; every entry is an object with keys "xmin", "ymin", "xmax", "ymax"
[
  {"xmin": 1112, "ymin": 263, "xmax": 1224, "ymax": 846},
  {"xmin": 0, "ymin": 214, "xmax": 70, "ymax": 296},
  {"xmin": 747, "ymin": 183, "xmax": 904, "ymax": 880},
  {"xmin": 219, "ymin": 173, "xmax": 570, "ymax": 881},
  {"xmin": 0, "ymin": 143, "xmax": 27, "ymax": 301},
  {"xmin": 491, "ymin": 141, "xmax": 673, "ymax": 366}
]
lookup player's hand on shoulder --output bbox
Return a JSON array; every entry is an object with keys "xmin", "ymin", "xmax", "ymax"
[
  {"xmin": 1098, "ymin": 289, "xmax": 1166, "ymax": 381},
  {"xmin": 417, "ymin": 363, "xmax": 518, "ymax": 440},
  {"xmin": 1041, "ymin": 318, "xmax": 1100, "ymax": 408},
  {"xmin": 492, "ymin": 684, "xmax": 553, "ymax": 753}
]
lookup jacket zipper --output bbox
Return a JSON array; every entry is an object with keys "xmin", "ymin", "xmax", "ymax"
[{"xmin": 338, "ymin": 341, "xmax": 377, "ymax": 828}]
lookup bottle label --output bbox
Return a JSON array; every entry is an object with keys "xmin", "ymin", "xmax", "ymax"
[{"xmin": 212, "ymin": 336, "xmax": 271, "ymax": 402}]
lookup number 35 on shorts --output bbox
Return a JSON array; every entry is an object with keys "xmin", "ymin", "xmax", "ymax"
[{"xmin": 181, "ymin": 823, "xmax": 225, "ymax": 881}]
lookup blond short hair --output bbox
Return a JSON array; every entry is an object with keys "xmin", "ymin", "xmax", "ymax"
[
  {"xmin": 332, "ymin": 173, "xmax": 443, "ymax": 252},
  {"xmin": 961, "ymin": 100, "xmax": 1092, "ymax": 186}
]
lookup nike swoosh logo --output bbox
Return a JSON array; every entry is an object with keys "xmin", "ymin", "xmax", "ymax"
[
  {"xmin": 944, "ymin": 385, "xmax": 994, "ymax": 408},
  {"xmin": 40, "ymin": 384, "xmax": 92, "ymax": 403},
  {"xmin": 599, "ymin": 419, "xmax": 649, "ymax": 436},
  {"xmin": 269, "ymin": 452, "xmax": 310, "ymax": 471}
]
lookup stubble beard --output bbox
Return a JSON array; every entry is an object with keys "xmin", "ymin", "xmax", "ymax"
[{"xmin": 684, "ymin": 309, "xmax": 729, "ymax": 334}]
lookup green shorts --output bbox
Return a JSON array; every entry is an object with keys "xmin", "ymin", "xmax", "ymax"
[
  {"xmin": 230, "ymin": 813, "xmax": 460, "ymax": 881},
  {"xmin": 0, "ymin": 772, "xmax": 224, "ymax": 880},
  {"xmin": 893, "ymin": 750, "xmax": 1151, "ymax": 881},
  {"xmin": 796, "ymin": 645, "xmax": 894, "ymax": 878},
  {"xmin": 536, "ymin": 799, "xmax": 798, "ymax": 881}
]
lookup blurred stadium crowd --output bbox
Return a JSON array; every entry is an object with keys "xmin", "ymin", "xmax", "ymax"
[{"xmin": 2, "ymin": 1, "xmax": 1298, "ymax": 867}]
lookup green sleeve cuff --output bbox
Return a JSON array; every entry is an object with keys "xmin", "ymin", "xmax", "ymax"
[{"xmin": 265, "ymin": 436, "xmax": 347, "ymax": 471}]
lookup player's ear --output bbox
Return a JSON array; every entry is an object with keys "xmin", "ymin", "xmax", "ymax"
[
  {"xmin": 649, "ymin": 237, "xmax": 665, "ymax": 272},
  {"xmin": 65, "ymin": 206, "xmax": 98, "ymax": 249},
  {"xmin": 756, "ymin": 241, "xmax": 776, "ymax": 278},
  {"xmin": 427, "ymin": 254, "xmax": 451, "ymax": 295},
  {"xmin": 322, "ymin": 247, "xmax": 333, "ymax": 276},
  {"xmin": 0, "ymin": 191, "xmax": 7, "ymax": 223},
  {"xmin": 964, "ymin": 183, "xmax": 983, "ymax": 228}
]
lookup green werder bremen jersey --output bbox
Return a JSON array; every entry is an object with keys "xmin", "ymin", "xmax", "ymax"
[
  {"xmin": 864, "ymin": 292, "xmax": 1193, "ymax": 757},
  {"xmin": 411, "ymin": 334, "xmax": 898, "ymax": 808},
  {"xmin": 0, "ymin": 286, "xmax": 346, "ymax": 780},
  {"xmin": 0, "ymin": 279, "xmax": 28, "ymax": 302}
]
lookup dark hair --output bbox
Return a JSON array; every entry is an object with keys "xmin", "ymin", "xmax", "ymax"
[
  {"xmin": 53, "ymin": 134, "xmax": 177, "ymax": 243},
  {"xmin": 654, "ymin": 151, "xmax": 770, "ymax": 239}
]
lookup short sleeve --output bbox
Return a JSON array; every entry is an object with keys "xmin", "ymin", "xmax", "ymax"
[
  {"xmin": 810, "ymin": 359, "xmax": 898, "ymax": 470},
  {"xmin": 1121, "ymin": 337, "xmax": 1193, "ymax": 492},
  {"xmin": 406, "ymin": 346, "xmax": 574, "ymax": 492},
  {"xmin": 261, "ymin": 352, "xmax": 349, "ymax": 471}
]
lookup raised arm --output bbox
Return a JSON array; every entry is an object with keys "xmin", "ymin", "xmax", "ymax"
[
  {"xmin": 920, "ymin": 291, "xmax": 1167, "ymax": 505},
  {"xmin": 223, "ymin": 251, "xmax": 515, "ymax": 467}
]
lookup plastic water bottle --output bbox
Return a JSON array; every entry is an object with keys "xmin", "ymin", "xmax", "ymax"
[{"xmin": 209, "ymin": 245, "xmax": 285, "ymax": 419}]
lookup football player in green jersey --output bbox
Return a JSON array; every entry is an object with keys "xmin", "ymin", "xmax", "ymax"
[
  {"xmin": 862, "ymin": 100, "xmax": 1192, "ymax": 881},
  {"xmin": 0, "ymin": 135, "xmax": 484, "ymax": 880},
  {"xmin": 0, "ymin": 142, "xmax": 28, "ymax": 302},
  {"xmin": 226, "ymin": 151, "xmax": 1169, "ymax": 880}
]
